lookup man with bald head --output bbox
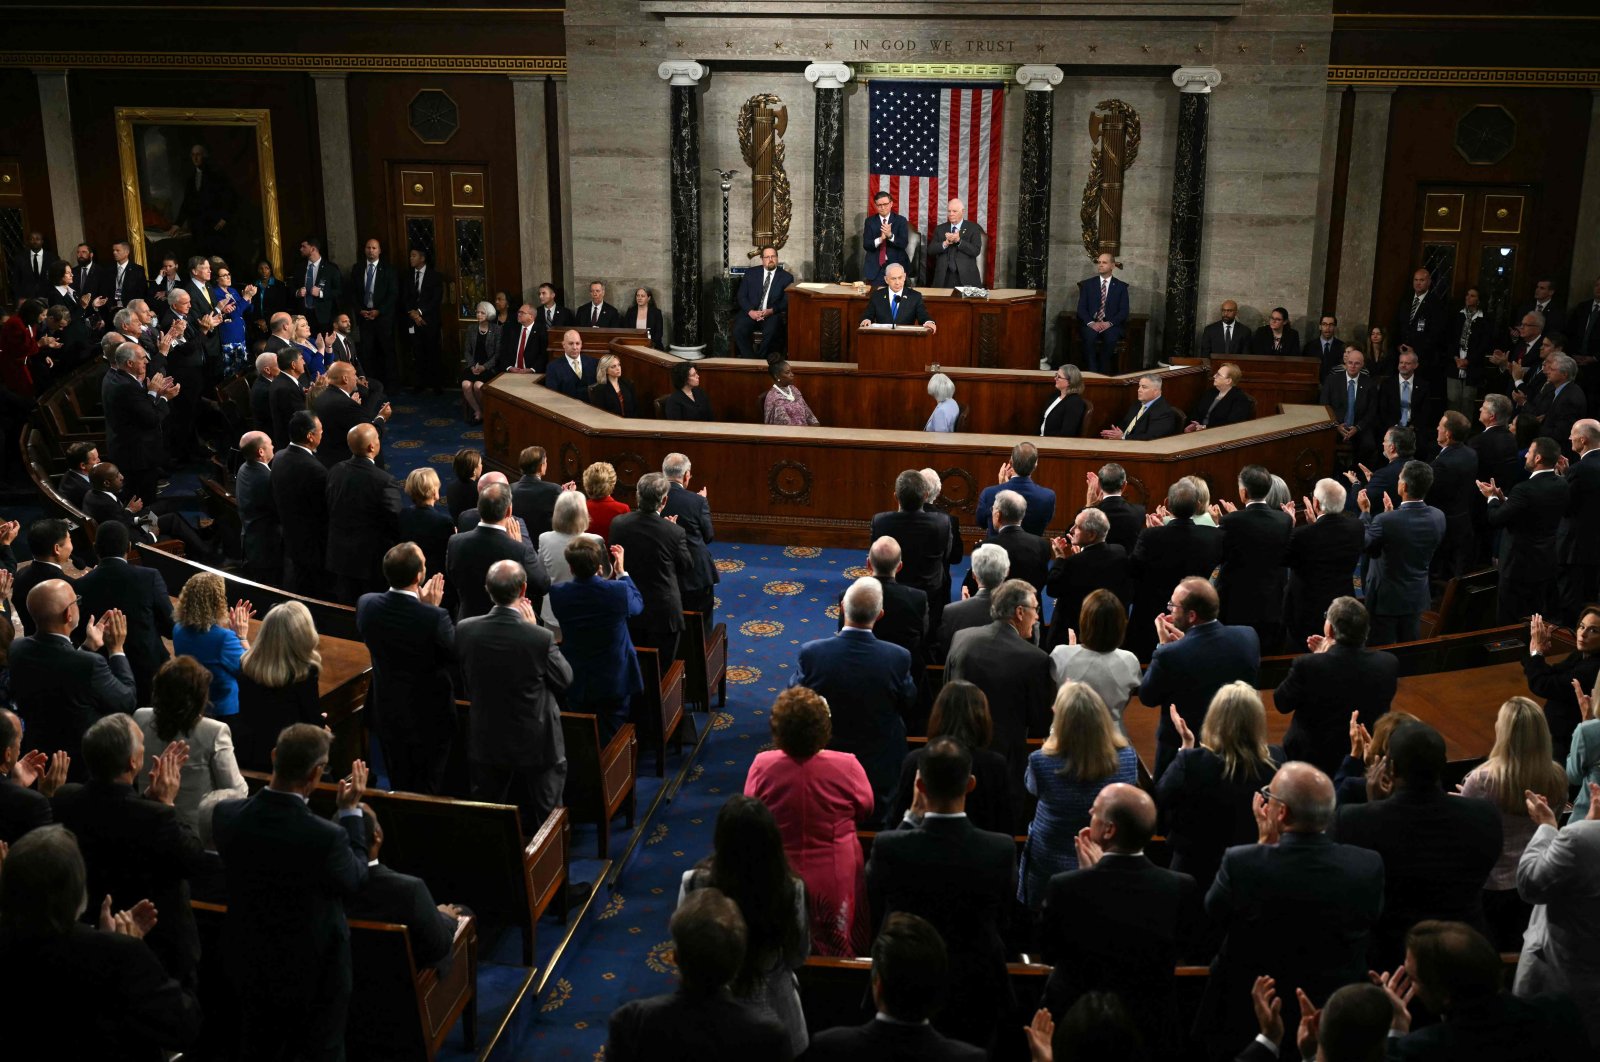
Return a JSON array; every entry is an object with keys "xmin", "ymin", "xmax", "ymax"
[
  {"xmin": 859, "ymin": 264, "xmax": 936, "ymax": 333},
  {"xmin": 311, "ymin": 360, "xmax": 393, "ymax": 470},
  {"xmin": 1198, "ymin": 761, "xmax": 1386, "ymax": 1058},
  {"xmin": 1040, "ymin": 783, "xmax": 1198, "ymax": 1051},
  {"xmin": 929, "ymin": 198, "xmax": 983, "ymax": 288},
  {"xmin": 836, "ymin": 535, "xmax": 929, "ymax": 669},
  {"xmin": 236, "ymin": 431, "xmax": 280, "ymax": 584},
  {"xmin": 455, "ymin": 471, "xmax": 530, "ymax": 540},
  {"xmin": 9, "ymin": 580, "xmax": 134, "ymax": 780},
  {"xmin": 325, "ymin": 422, "xmax": 402, "ymax": 604},
  {"xmin": 1199, "ymin": 299, "xmax": 1249, "ymax": 359}
]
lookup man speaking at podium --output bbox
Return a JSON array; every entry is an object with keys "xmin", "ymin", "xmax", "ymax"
[{"xmin": 860, "ymin": 265, "xmax": 937, "ymax": 333}]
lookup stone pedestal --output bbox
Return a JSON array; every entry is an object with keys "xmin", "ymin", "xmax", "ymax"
[
  {"xmin": 1335, "ymin": 86, "xmax": 1396, "ymax": 336},
  {"xmin": 1162, "ymin": 67, "xmax": 1222, "ymax": 365},
  {"xmin": 33, "ymin": 71, "xmax": 83, "ymax": 249},
  {"xmin": 806, "ymin": 62, "xmax": 852, "ymax": 283},
  {"xmin": 1014, "ymin": 65, "xmax": 1062, "ymax": 293},
  {"xmin": 660, "ymin": 61, "xmax": 707, "ymax": 355},
  {"xmin": 311, "ymin": 74, "xmax": 356, "ymax": 262}
]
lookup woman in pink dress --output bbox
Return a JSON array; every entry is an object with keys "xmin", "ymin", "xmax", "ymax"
[
  {"xmin": 745, "ymin": 686, "xmax": 873, "ymax": 956},
  {"xmin": 762, "ymin": 360, "xmax": 819, "ymax": 427}
]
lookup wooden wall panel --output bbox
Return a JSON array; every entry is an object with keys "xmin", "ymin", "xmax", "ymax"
[{"xmin": 0, "ymin": 71, "xmax": 55, "ymax": 253}]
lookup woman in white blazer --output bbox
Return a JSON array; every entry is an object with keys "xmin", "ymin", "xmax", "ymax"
[{"xmin": 135, "ymin": 655, "xmax": 248, "ymax": 834}]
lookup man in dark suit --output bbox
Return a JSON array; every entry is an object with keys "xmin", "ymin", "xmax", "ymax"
[
  {"xmin": 1375, "ymin": 349, "xmax": 1430, "ymax": 448},
  {"xmin": 866, "ymin": 738, "xmax": 1017, "ymax": 1051},
  {"xmin": 1076, "ymin": 252, "xmax": 1129, "ymax": 374},
  {"xmin": 1481, "ymin": 436, "xmax": 1569, "ymax": 623},
  {"xmin": 107, "ymin": 240, "xmax": 148, "ymax": 317},
  {"xmin": 920, "ymin": 467, "xmax": 964, "ymax": 612},
  {"xmin": 353, "ymin": 237, "xmax": 398, "ymax": 383},
  {"xmin": 234, "ymin": 431, "xmax": 281, "ymax": 586},
  {"xmin": 1100, "ymin": 373, "xmax": 1183, "ymax": 440},
  {"xmin": 458, "ymin": 559, "xmax": 572, "ymax": 831},
  {"xmin": 1198, "ymin": 762, "xmax": 1385, "ymax": 1059},
  {"xmin": 576, "ymin": 279, "xmax": 620, "ymax": 328},
  {"xmin": 732, "ymin": 244, "xmax": 793, "ymax": 359},
  {"xmin": 75, "ymin": 522, "xmax": 173, "ymax": 706},
  {"xmin": 1360, "ymin": 460, "xmax": 1446, "ymax": 644},
  {"xmin": 344, "ymin": 804, "xmax": 462, "ymax": 972},
  {"xmin": 1487, "ymin": 311, "xmax": 1546, "ymax": 399},
  {"xmin": 324, "ymin": 424, "xmax": 402, "ymax": 604},
  {"xmin": 661, "ymin": 452, "xmax": 717, "ymax": 616},
  {"xmin": 607, "ymin": 472, "xmax": 691, "ymax": 661},
  {"xmin": 928, "ymin": 198, "xmax": 983, "ymax": 288},
  {"xmin": 1335, "ymin": 722, "xmax": 1501, "ymax": 966},
  {"xmin": 1568, "ymin": 278, "xmax": 1600, "ymax": 402},
  {"xmin": 794, "ymin": 577, "xmax": 917, "ymax": 826},
  {"xmin": 268, "ymin": 346, "xmax": 309, "ymax": 450},
  {"xmin": 1198, "ymin": 299, "xmax": 1250, "ymax": 359},
  {"xmin": 859, "ymin": 264, "xmax": 936, "ymax": 331},
  {"xmin": 311, "ymin": 361, "xmax": 392, "ymax": 469},
  {"xmin": 1514, "ymin": 277, "xmax": 1566, "ymax": 339},
  {"xmin": 1557, "ymin": 419, "xmax": 1600, "ymax": 624},
  {"xmin": 52, "ymin": 713, "xmax": 210, "ymax": 987},
  {"xmin": 101, "ymin": 342, "xmax": 176, "ymax": 507},
  {"xmin": 1040, "ymin": 784, "xmax": 1197, "ymax": 1053},
  {"xmin": 1284, "ymin": 478, "xmax": 1365, "ymax": 645},
  {"xmin": 1430, "ymin": 411, "xmax": 1480, "ymax": 581},
  {"xmin": 1446, "ymin": 291, "xmax": 1494, "ymax": 414},
  {"xmin": 872, "ymin": 469, "xmax": 957, "ymax": 632},
  {"xmin": 548, "ymin": 538, "xmax": 644, "ymax": 742},
  {"xmin": 862, "ymin": 190, "xmax": 910, "ymax": 285},
  {"xmin": 606, "ymin": 888, "xmax": 792, "ymax": 1060},
  {"xmin": 293, "ymin": 236, "xmax": 341, "ymax": 336},
  {"xmin": 0, "ymin": 708, "xmax": 61, "ymax": 844},
  {"xmin": 512, "ymin": 445, "xmax": 565, "ymax": 540},
  {"xmin": 1139, "ymin": 577, "xmax": 1260, "ymax": 780},
  {"xmin": 445, "ymin": 481, "xmax": 550, "ymax": 621},
  {"xmin": 399, "ymin": 247, "xmax": 444, "ymax": 389},
  {"xmin": 975, "ymin": 443, "xmax": 1056, "ymax": 535},
  {"xmin": 1217, "ymin": 464, "xmax": 1294, "ymax": 651},
  {"xmin": 1469, "ymin": 393, "xmax": 1520, "ymax": 564},
  {"xmin": 180, "ymin": 255, "xmax": 225, "ymax": 384},
  {"xmin": 1127, "ymin": 480, "xmax": 1223, "ymax": 661},
  {"xmin": 14, "ymin": 518, "xmax": 76, "ymax": 638},
  {"xmin": 56, "ymin": 440, "xmax": 97, "ymax": 512},
  {"xmin": 1086, "ymin": 462, "xmax": 1145, "ymax": 553},
  {"xmin": 10, "ymin": 580, "xmax": 135, "ymax": 779},
  {"xmin": 803, "ymin": 911, "xmax": 985, "ymax": 1061},
  {"xmin": 83, "ymin": 463, "xmax": 217, "ymax": 566},
  {"xmin": 1044, "ymin": 507, "xmax": 1128, "ymax": 648},
  {"xmin": 1393, "ymin": 267, "xmax": 1450, "ymax": 387},
  {"xmin": 1323, "ymin": 348, "xmax": 1379, "ymax": 466},
  {"xmin": 1307, "ymin": 313, "xmax": 1347, "ymax": 377},
  {"xmin": 936, "ymin": 542, "xmax": 1007, "ymax": 663},
  {"xmin": 10, "ymin": 231, "xmax": 51, "ymax": 302},
  {"xmin": 839, "ymin": 537, "xmax": 929, "ymax": 671},
  {"xmin": 71, "ymin": 243, "xmax": 111, "ymax": 320},
  {"xmin": 1530, "ymin": 352, "xmax": 1586, "ymax": 457},
  {"xmin": 212, "ymin": 725, "xmax": 370, "ymax": 1061},
  {"xmin": 1273, "ymin": 596, "xmax": 1397, "ymax": 773},
  {"xmin": 356, "ymin": 545, "xmax": 456, "ymax": 794},
  {"xmin": 529, "ymin": 283, "xmax": 573, "ymax": 367},
  {"xmin": 967, "ymin": 490, "xmax": 1049, "ymax": 595},
  {"xmin": 272, "ymin": 411, "xmax": 330, "ymax": 596},
  {"xmin": 544, "ymin": 327, "xmax": 598, "ymax": 400}
]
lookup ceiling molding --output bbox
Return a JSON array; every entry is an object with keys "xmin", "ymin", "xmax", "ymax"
[
  {"xmin": 0, "ymin": 51, "xmax": 566, "ymax": 75},
  {"xmin": 1328, "ymin": 64, "xmax": 1600, "ymax": 88}
]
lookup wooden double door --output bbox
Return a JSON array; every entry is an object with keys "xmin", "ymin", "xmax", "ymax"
[
  {"xmin": 390, "ymin": 162, "xmax": 493, "ymax": 381},
  {"xmin": 1413, "ymin": 184, "xmax": 1536, "ymax": 333}
]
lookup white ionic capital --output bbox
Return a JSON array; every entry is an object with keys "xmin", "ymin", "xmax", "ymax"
[
  {"xmin": 658, "ymin": 61, "xmax": 706, "ymax": 87},
  {"xmin": 804, "ymin": 62, "xmax": 853, "ymax": 90},
  {"xmin": 1172, "ymin": 67, "xmax": 1223, "ymax": 94},
  {"xmin": 1015, "ymin": 65, "xmax": 1064, "ymax": 92}
]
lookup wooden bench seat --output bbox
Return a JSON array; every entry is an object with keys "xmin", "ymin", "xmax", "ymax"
[
  {"xmin": 561, "ymin": 714, "xmax": 637, "ymax": 858},
  {"xmin": 679, "ymin": 609, "xmax": 727, "ymax": 712},
  {"xmin": 635, "ymin": 646, "xmax": 687, "ymax": 777}
]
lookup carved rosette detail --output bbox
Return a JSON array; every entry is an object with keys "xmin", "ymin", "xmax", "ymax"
[
  {"xmin": 819, "ymin": 307, "xmax": 842, "ymax": 362},
  {"xmin": 607, "ymin": 452, "xmax": 647, "ymax": 498},
  {"xmin": 1293, "ymin": 448, "xmax": 1322, "ymax": 490},
  {"xmin": 769, "ymin": 460, "xmax": 812, "ymax": 505},
  {"xmin": 560, "ymin": 442, "xmax": 582, "ymax": 481},
  {"xmin": 937, "ymin": 467, "xmax": 978, "ymax": 513}
]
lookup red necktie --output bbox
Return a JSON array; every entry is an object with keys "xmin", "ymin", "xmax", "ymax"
[
  {"xmin": 878, "ymin": 220, "xmax": 888, "ymax": 267},
  {"xmin": 514, "ymin": 327, "xmax": 528, "ymax": 370}
]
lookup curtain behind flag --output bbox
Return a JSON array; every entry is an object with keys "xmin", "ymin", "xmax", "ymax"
[{"xmin": 868, "ymin": 80, "xmax": 1006, "ymax": 288}]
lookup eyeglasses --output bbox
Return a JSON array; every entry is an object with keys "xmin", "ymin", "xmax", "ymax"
[
  {"xmin": 1165, "ymin": 600, "xmax": 1185, "ymax": 613},
  {"xmin": 1018, "ymin": 603, "xmax": 1039, "ymax": 615},
  {"xmin": 1258, "ymin": 785, "xmax": 1281, "ymax": 804}
]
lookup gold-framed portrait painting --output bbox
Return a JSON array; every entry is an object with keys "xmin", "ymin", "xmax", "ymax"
[{"xmin": 114, "ymin": 107, "xmax": 281, "ymax": 274}]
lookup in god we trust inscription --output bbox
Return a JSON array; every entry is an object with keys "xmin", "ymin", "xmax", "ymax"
[{"xmin": 853, "ymin": 38, "xmax": 1018, "ymax": 54}]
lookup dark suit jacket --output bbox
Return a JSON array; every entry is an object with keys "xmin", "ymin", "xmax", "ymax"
[
  {"xmin": 1336, "ymin": 786, "xmax": 1503, "ymax": 963},
  {"xmin": 234, "ymin": 460, "xmax": 281, "ymax": 574},
  {"xmin": 529, "ymin": 304, "xmax": 574, "ymax": 368},
  {"xmin": 1535, "ymin": 380, "xmax": 1586, "ymax": 454},
  {"xmin": 268, "ymin": 372, "xmax": 306, "ymax": 449},
  {"xmin": 803, "ymin": 1018, "xmax": 985, "ymax": 1062},
  {"xmin": 935, "ymin": 589, "xmax": 991, "ymax": 663},
  {"xmin": 351, "ymin": 258, "xmax": 398, "ymax": 321},
  {"xmin": 108, "ymin": 261, "xmax": 149, "ymax": 310},
  {"xmin": 736, "ymin": 265, "xmax": 794, "ymax": 315},
  {"xmin": 835, "ymin": 575, "xmax": 927, "ymax": 668},
  {"xmin": 211, "ymin": 788, "xmax": 369, "ymax": 1007},
  {"xmin": 1140, "ymin": 621, "xmax": 1260, "ymax": 750},
  {"xmin": 83, "ymin": 491, "xmax": 156, "ymax": 546},
  {"xmin": 233, "ymin": 671, "xmax": 323, "ymax": 773},
  {"xmin": 1392, "ymin": 289, "xmax": 1451, "ymax": 366},
  {"xmin": 0, "ymin": 771, "xmax": 52, "ymax": 844},
  {"xmin": 1250, "ymin": 326, "xmax": 1302, "ymax": 358},
  {"xmin": 1487, "ymin": 470, "xmax": 1569, "ymax": 584},
  {"xmin": 548, "ymin": 575, "xmax": 645, "ymax": 706},
  {"xmin": 1189, "ymin": 386, "xmax": 1254, "ymax": 428},
  {"xmin": 1076, "ymin": 275, "xmax": 1130, "ymax": 336},
  {"xmin": 271, "ymin": 444, "xmax": 329, "ymax": 574},
  {"xmin": 512, "ymin": 476, "xmax": 562, "ymax": 541},
  {"xmin": 324, "ymin": 457, "xmax": 402, "ymax": 583},
  {"xmin": 444, "ymin": 524, "xmax": 551, "ymax": 621},
  {"xmin": 1430, "ymin": 443, "xmax": 1479, "ymax": 523},
  {"xmin": 860, "ymin": 285, "xmax": 932, "ymax": 326},
  {"xmin": 1320, "ymin": 370, "xmax": 1378, "ymax": 436},
  {"xmin": 870, "ymin": 507, "xmax": 953, "ymax": 602},
  {"xmin": 1309, "ymin": 334, "xmax": 1348, "ymax": 377},
  {"xmin": 617, "ymin": 304, "xmax": 665, "ymax": 351},
  {"xmin": 1117, "ymin": 395, "xmax": 1183, "ymax": 439},
  {"xmin": 861, "ymin": 212, "xmax": 910, "ymax": 284},
  {"xmin": 13, "ymin": 560, "xmax": 75, "ymax": 637},
  {"xmin": 928, "ymin": 220, "xmax": 983, "ymax": 288},
  {"xmin": 976, "ymin": 476, "xmax": 1057, "ymax": 535},
  {"xmin": 1559, "ymin": 450, "xmax": 1600, "ymax": 566},
  {"xmin": 1127, "ymin": 518, "xmax": 1223, "ymax": 659},
  {"xmin": 1388, "ymin": 992, "xmax": 1588, "ymax": 1062},
  {"xmin": 1217, "ymin": 503, "xmax": 1294, "ymax": 628},
  {"xmin": 9, "ymin": 633, "xmax": 136, "ymax": 775},
  {"xmin": 1362, "ymin": 502, "xmax": 1446, "ymax": 618},
  {"xmin": 297, "ymin": 258, "xmax": 345, "ymax": 325},
  {"xmin": 576, "ymin": 300, "xmax": 620, "ymax": 328},
  {"xmin": 356, "ymin": 590, "xmax": 456, "ymax": 745},
  {"xmin": 311, "ymin": 387, "xmax": 385, "ymax": 469},
  {"xmin": 1569, "ymin": 297, "xmax": 1600, "ymax": 359},
  {"xmin": 1039, "ymin": 392, "xmax": 1086, "ymax": 438},
  {"xmin": 398, "ymin": 264, "xmax": 441, "ymax": 333},
  {"xmin": 10, "ymin": 246, "xmax": 54, "ymax": 301},
  {"xmin": 661, "ymin": 387, "xmax": 714, "ymax": 421},
  {"xmin": 662, "ymin": 482, "xmax": 716, "ymax": 593},
  {"xmin": 345, "ymin": 862, "xmax": 459, "ymax": 972},
  {"xmin": 946, "ymin": 621, "xmax": 1055, "ymax": 782},
  {"xmin": 588, "ymin": 379, "xmax": 639, "ymax": 417},
  {"xmin": 58, "ymin": 469, "xmax": 91, "ymax": 510},
  {"xmin": 1273, "ymin": 644, "xmax": 1398, "ymax": 773},
  {"xmin": 102, "ymin": 368, "xmax": 169, "ymax": 473},
  {"xmin": 457, "ymin": 606, "xmax": 572, "ymax": 767},
  {"xmin": 248, "ymin": 373, "xmax": 273, "ymax": 432},
  {"xmin": 1375, "ymin": 373, "xmax": 1430, "ymax": 436},
  {"xmin": 1095, "ymin": 494, "xmax": 1146, "ymax": 554},
  {"xmin": 607, "ymin": 987, "xmax": 792, "ymax": 1062},
  {"xmin": 75, "ymin": 557, "xmax": 173, "ymax": 697},
  {"xmin": 544, "ymin": 353, "xmax": 597, "ymax": 400},
  {"xmin": 1284, "ymin": 512, "xmax": 1364, "ymax": 641},
  {"xmin": 976, "ymin": 524, "xmax": 1050, "ymax": 594},
  {"xmin": 792, "ymin": 630, "xmax": 916, "ymax": 814},
  {"xmin": 1044, "ymin": 542, "xmax": 1128, "ymax": 648},
  {"xmin": 1469, "ymin": 425, "xmax": 1521, "ymax": 490},
  {"xmin": 607, "ymin": 510, "xmax": 692, "ymax": 631},
  {"xmin": 1199, "ymin": 319, "xmax": 1251, "ymax": 359}
]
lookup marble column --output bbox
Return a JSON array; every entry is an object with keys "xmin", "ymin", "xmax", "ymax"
[
  {"xmin": 1335, "ymin": 86, "xmax": 1396, "ymax": 335},
  {"xmin": 1014, "ymin": 65, "xmax": 1062, "ymax": 293},
  {"xmin": 510, "ymin": 75, "xmax": 553, "ymax": 301},
  {"xmin": 659, "ymin": 60, "xmax": 706, "ymax": 356},
  {"xmin": 310, "ymin": 74, "xmax": 357, "ymax": 262},
  {"xmin": 33, "ymin": 70, "xmax": 84, "ymax": 248},
  {"xmin": 1306, "ymin": 86, "xmax": 1346, "ymax": 319},
  {"xmin": 1569, "ymin": 89, "xmax": 1600, "ymax": 292},
  {"xmin": 553, "ymin": 78, "xmax": 574, "ymax": 302},
  {"xmin": 1162, "ymin": 67, "xmax": 1222, "ymax": 365},
  {"xmin": 806, "ymin": 62, "xmax": 852, "ymax": 282}
]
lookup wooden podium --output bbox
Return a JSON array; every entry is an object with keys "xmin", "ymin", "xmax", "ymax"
[
  {"xmin": 787, "ymin": 284, "xmax": 1044, "ymax": 368},
  {"xmin": 855, "ymin": 324, "xmax": 933, "ymax": 372},
  {"xmin": 546, "ymin": 326, "xmax": 649, "ymax": 357}
]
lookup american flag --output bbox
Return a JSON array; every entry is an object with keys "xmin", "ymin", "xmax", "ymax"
[{"xmin": 869, "ymin": 80, "xmax": 1006, "ymax": 287}]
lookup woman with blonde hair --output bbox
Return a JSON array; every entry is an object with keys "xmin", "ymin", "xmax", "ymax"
[
  {"xmin": 582, "ymin": 460, "xmax": 629, "ymax": 542},
  {"xmin": 587, "ymin": 353, "xmax": 639, "ymax": 417},
  {"xmin": 538, "ymin": 489, "xmax": 606, "ymax": 632},
  {"xmin": 1458, "ymin": 696, "xmax": 1568, "ymax": 949},
  {"xmin": 1155, "ymin": 680, "xmax": 1283, "ymax": 894},
  {"xmin": 172, "ymin": 573, "xmax": 252, "ymax": 720},
  {"xmin": 399, "ymin": 467, "xmax": 456, "ymax": 597},
  {"xmin": 1018, "ymin": 682, "xmax": 1138, "ymax": 907},
  {"xmin": 234, "ymin": 601, "xmax": 324, "ymax": 771}
]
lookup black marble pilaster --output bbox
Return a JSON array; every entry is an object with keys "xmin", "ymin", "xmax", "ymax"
[
  {"xmin": 1163, "ymin": 90, "xmax": 1210, "ymax": 364},
  {"xmin": 669, "ymin": 84, "xmax": 702, "ymax": 348},
  {"xmin": 1016, "ymin": 89, "xmax": 1054, "ymax": 292},
  {"xmin": 813, "ymin": 86, "xmax": 846, "ymax": 282}
]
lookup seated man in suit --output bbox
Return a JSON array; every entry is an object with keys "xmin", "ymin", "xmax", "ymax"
[
  {"xmin": 57, "ymin": 441, "xmax": 97, "ymax": 511},
  {"xmin": 324, "ymin": 424, "xmax": 403, "ymax": 605},
  {"xmin": 859, "ymin": 264, "xmax": 936, "ymax": 332},
  {"xmin": 837, "ymin": 536, "xmax": 928, "ymax": 670},
  {"xmin": 345, "ymin": 803, "xmax": 466, "ymax": 973},
  {"xmin": 1044, "ymin": 506, "xmax": 1128, "ymax": 649},
  {"xmin": 975, "ymin": 442, "xmax": 1056, "ymax": 535},
  {"xmin": 1198, "ymin": 299, "xmax": 1249, "ymax": 360},
  {"xmin": 549, "ymin": 538, "xmax": 643, "ymax": 742},
  {"xmin": 866, "ymin": 738, "xmax": 1017, "ymax": 1051},
  {"xmin": 0, "ymin": 706, "xmax": 62, "ymax": 843},
  {"xmin": 1335, "ymin": 722, "xmax": 1502, "ymax": 966},
  {"xmin": 1099, "ymin": 374, "xmax": 1183, "ymax": 440},
  {"xmin": 1322, "ymin": 347, "xmax": 1379, "ymax": 466},
  {"xmin": 1284, "ymin": 477, "xmax": 1364, "ymax": 646},
  {"xmin": 1308, "ymin": 313, "xmax": 1348, "ymax": 378},
  {"xmin": 457, "ymin": 559, "xmax": 572, "ymax": 830},
  {"xmin": 928, "ymin": 198, "xmax": 983, "ymax": 289},
  {"xmin": 76, "ymin": 521, "xmax": 173, "ymax": 707},
  {"xmin": 936, "ymin": 542, "xmax": 1007, "ymax": 663},
  {"xmin": 1185, "ymin": 362, "xmax": 1254, "ymax": 432},
  {"xmin": 803, "ymin": 912, "xmax": 984, "ymax": 1061},
  {"xmin": 965, "ymin": 490, "xmax": 1049, "ymax": 596},
  {"xmin": 14, "ymin": 518, "xmax": 76, "ymax": 638},
  {"xmin": 1217, "ymin": 464, "xmax": 1295, "ymax": 650},
  {"xmin": 793, "ymin": 577, "xmax": 917, "ymax": 827},
  {"xmin": 82, "ymin": 462, "xmax": 217, "ymax": 565},
  {"xmin": 1359, "ymin": 459, "xmax": 1446, "ymax": 644},
  {"xmin": 1139, "ymin": 577, "xmax": 1260, "ymax": 781},
  {"xmin": 1273, "ymin": 596, "xmax": 1397, "ymax": 774},
  {"xmin": 310, "ymin": 361, "xmax": 392, "ymax": 469},
  {"xmin": 732, "ymin": 244, "xmax": 793, "ymax": 359},
  {"xmin": 544, "ymin": 328, "xmax": 598, "ymax": 400},
  {"xmin": 1041, "ymin": 784, "xmax": 1197, "ymax": 1055},
  {"xmin": 871, "ymin": 469, "xmax": 956, "ymax": 633},
  {"xmin": 606, "ymin": 888, "xmax": 791, "ymax": 1062},
  {"xmin": 1076, "ymin": 252, "xmax": 1129, "ymax": 374},
  {"xmin": 576, "ymin": 279, "xmax": 620, "ymax": 329}
]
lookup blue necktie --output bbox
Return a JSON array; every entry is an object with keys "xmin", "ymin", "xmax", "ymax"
[
  {"xmin": 365, "ymin": 263, "xmax": 375, "ymax": 308},
  {"xmin": 1400, "ymin": 379, "xmax": 1411, "ymax": 426},
  {"xmin": 889, "ymin": 295, "xmax": 898, "ymax": 320},
  {"xmin": 1345, "ymin": 378, "xmax": 1356, "ymax": 427}
]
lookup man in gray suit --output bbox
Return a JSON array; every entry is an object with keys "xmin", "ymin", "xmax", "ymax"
[
  {"xmin": 235, "ymin": 431, "xmax": 280, "ymax": 586},
  {"xmin": 928, "ymin": 198, "xmax": 983, "ymax": 288},
  {"xmin": 456, "ymin": 560, "xmax": 572, "ymax": 831},
  {"xmin": 1359, "ymin": 459, "xmax": 1446, "ymax": 644}
]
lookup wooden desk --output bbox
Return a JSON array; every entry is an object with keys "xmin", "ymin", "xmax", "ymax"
[
  {"xmin": 788, "ymin": 284, "xmax": 1045, "ymax": 369},
  {"xmin": 855, "ymin": 325, "xmax": 933, "ymax": 372},
  {"xmin": 544, "ymin": 326, "xmax": 647, "ymax": 356},
  {"xmin": 1171, "ymin": 353, "xmax": 1325, "ymax": 418}
]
